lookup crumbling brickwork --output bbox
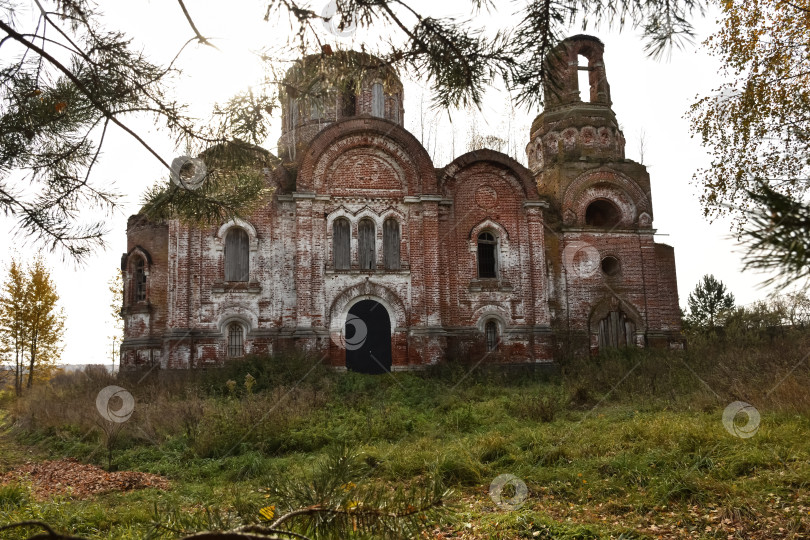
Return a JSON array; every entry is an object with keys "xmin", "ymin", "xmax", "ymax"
[{"xmin": 121, "ymin": 36, "xmax": 683, "ymax": 371}]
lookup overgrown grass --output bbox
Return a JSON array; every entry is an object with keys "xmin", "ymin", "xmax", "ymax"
[{"xmin": 1, "ymin": 332, "xmax": 809, "ymax": 539}]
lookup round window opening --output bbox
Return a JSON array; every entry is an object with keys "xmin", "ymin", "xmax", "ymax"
[{"xmin": 601, "ymin": 256, "xmax": 621, "ymax": 276}]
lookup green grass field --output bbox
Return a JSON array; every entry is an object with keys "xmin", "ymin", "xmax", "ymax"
[{"xmin": 1, "ymin": 335, "xmax": 809, "ymax": 539}]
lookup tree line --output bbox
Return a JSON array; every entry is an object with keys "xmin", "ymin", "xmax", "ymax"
[{"xmin": 684, "ymin": 273, "xmax": 810, "ymax": 335}]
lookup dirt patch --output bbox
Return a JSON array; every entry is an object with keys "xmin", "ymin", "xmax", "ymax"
[{"xmin": 1, "ymin": 458, "xmax": 169, "ymax": 499}]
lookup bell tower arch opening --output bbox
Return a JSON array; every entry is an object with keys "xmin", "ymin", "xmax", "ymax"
[{"xmin": 577, "ymin": 54, "xmax": 591, "ymax": 103}]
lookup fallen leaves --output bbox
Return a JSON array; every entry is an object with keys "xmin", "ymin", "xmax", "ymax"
[{"xmin": 0, "ymin": 458, "xmax": 169, "ymax": 500}]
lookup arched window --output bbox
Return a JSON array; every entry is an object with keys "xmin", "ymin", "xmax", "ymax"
[
  {"xmin": 333, "ymin": 218, "xmax": 351, "ymax": 270},
  {"xmin": 134, "ymin": 258, "xmax": 147, "ymax": 302},
  {"xmin": 371, "ymin": 83, "xmax": 384, "ymax": 117},
  {"xmin": 485, "ymin": 320, "xmax": 499, "ymax": 351},
  {"xmin": 383, "ymin": 218, "xmax": 400, "ymax": 270},
  {"xmin": 477, "ymin": 231, "xmax": 497, "ymax": 278},
  {"xmin": 225, "ymin": 228, "xmax": 249, "ymax": 282},
  {"xmin": 227, "ymin": 323, "xmax": 244, "ymax": 358},
  {"xmin": 585, "ymin": 199, "xmax": 621, "ymax": 227},
  {"xmin": 578, "ymin": 54, "xmax": 591, "ymax": 102},
  {"xmin": 358, "ymin": 218, "xmax": 376, "ymax": 270}
]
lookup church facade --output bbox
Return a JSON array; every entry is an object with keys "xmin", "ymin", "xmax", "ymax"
[{"xmin": 120, "ymin": 36, "xmax": 683, "ymax": 372}]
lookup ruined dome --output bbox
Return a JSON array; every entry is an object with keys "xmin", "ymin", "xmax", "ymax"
[{"xmin": 277, "ymin": 50, "xmax": 405, "ymax": 164}]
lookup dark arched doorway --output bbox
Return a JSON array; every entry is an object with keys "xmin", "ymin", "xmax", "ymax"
[{"xmin": 345, "ymin": 299, "xmax": 392, "ymax": 374}]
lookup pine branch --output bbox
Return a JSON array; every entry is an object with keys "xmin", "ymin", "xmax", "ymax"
[{"xmin": 741, "ymin": 181, "xmax": 810, "ymax": 287}]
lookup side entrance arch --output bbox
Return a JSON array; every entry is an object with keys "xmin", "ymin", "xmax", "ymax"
[{"xmin": 345, "ymin": 299, "xmax": 392, "ymax": 374}]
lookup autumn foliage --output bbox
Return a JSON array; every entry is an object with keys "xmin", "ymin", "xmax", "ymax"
[
  {"xmin": 688, "ymin": 0, "xmax": 810, "ymax": 228},
  {"xmin": 0, "ymin": 255, "xmax": 65, "ymax": 395}
]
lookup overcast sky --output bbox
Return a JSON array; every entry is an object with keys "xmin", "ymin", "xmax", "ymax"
[{"xmin": 1, "ymin": 1, "xmax": 790, "ymax": 366}]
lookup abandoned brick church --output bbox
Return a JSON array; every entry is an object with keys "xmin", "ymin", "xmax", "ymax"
[{"xmin": 120, "ymin": 35, "xmax": 683, "ymax": 372}]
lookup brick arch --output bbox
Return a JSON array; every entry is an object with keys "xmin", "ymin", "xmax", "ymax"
[
  {"xmin": 588, "ymin": 295, "xmax": 645, "ymax": 334},
  {"xmin": 440, "ymin": 149, "xmax": 538, "ymax": 200},
  {"xmin": 328, "ymin": 280, "xmax": 408, "ymax": 332},
  {"xmin": 217, "ymin": 306, "xmax": 259, "ymax": 334},
  {"xmin": 469, "ymin": 218, "xmax": 510, "ymax": 245},
  {"xmin": 563, "ymin": 168, "xmax": 651, "ymax": 226},
  {"xmin": 121, "ymin": 245, "xmax": 152, "ymax": 270},
  {"xmin": 578, "ymin": 189, "xmax": 636, "ymax": 228},
  {"xmin": 472, "ymin": 303, "xmax": 514, "ymax": 328},
  {"xmin": 217, "ymin": 218, "xmax": 257, "ymax": 241},
  {"xmin": 297, "ymin": 117, "xmax": 436, "ymax": 195}
]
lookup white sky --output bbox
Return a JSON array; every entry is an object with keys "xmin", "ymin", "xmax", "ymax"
[{"xmin": 1, "ymin": 1, "xmax": 792, "ymax": 366}]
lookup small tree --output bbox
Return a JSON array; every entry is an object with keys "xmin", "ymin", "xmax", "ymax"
[
  {"xmin": 108, "ymin": 270, "xmax": 124, "ymax": 371},
  {"xmin": 0, "ymin": 258, "xmax": 30, "ymax": 395},
  {"xmin": 24, "ymin": 257, "xmax": 65, "ymax": 388},
  {"xmin": 686, "ymin": 274, "xmax": 735, "ymax": 330}
]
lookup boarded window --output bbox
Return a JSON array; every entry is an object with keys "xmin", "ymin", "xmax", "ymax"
[
  {"xmin": 598, "ymin": 311, "xmax": 636, "ymax": 350},
  {"xmin": 371, "ymin": 83, "xmax": 384, "ymax": 117},
  {"xmin": 134, "ymin": 258, "xmax": 146, "ymax": 302},
  {"xmin": 333, "ymin": 218, "xmax": 351, "ymax": 270},
  {"xmin": 477, "ymin": 231, "xmax": 497, "ymax": 278},
  {"xmin": 227, "ymin": 323, "xmax": 244, "ymax": 358},
  {"xmin": 485, "ymin": 320, "xmax": 499, "ymax": 351},
  {"xmin": 383, "ymin": 218, "xmax": 400, "ymax": 270},
  {"xmin": 392, "ymin": 94, "xmax": 401, "ymax": 123},
  {"xmin": 358, "ymin": 218, "xmax": 376, "ymax": 270},
  {"xmin": 225, "ymin": 228, "xmax": 249, "ymax": 282}
]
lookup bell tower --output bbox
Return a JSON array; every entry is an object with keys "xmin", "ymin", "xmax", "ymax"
[
  {"xmin": 529, "ymin": 35, "xmax": 683, "ymax": 354},
  {"xmin": 528, "ymin": 35, "xmax": 652, "ymax": 227}
]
